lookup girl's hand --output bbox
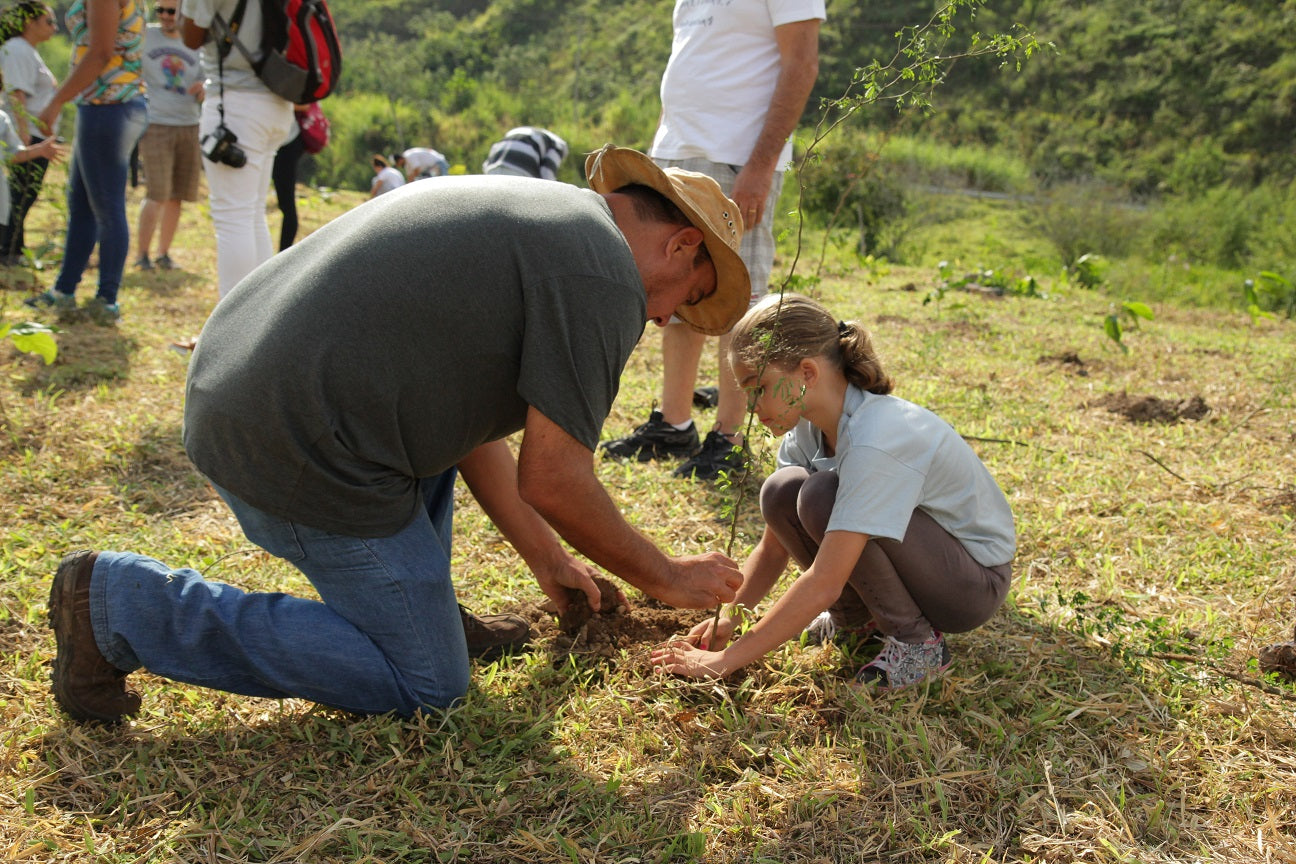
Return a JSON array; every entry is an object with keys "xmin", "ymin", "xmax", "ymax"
[
  {"xmin": 686, "ymin": 614, "xmax": 735, "ymax": 651},
  {"xmin": 33, "ymin": 137, "xmax": 65, "ymax": 164},
  {"xmin": 650, "ymin": 639, "xmax": 730, "ymax": 679}
]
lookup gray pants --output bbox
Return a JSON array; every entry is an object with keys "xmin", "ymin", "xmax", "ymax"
[{"xmin": 761, "ymin": 466, "xmax": 1012, "ymax": 643}]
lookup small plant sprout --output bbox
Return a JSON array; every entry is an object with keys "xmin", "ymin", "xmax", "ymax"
[
  {"xmin": 1103, "ymin": 300, "xmax": 1154, "ymax": 353},
  {"xmin": 1068, "ymin": 252, "xmax": 1105, "ymax": 289},
  {"xmin": 1242, "ymin": 278, "xmax": 1274, "ymax": 325},
  {"xmin": 1255, "ymin": 271, "xmax": 1295, "ymax": 319}
]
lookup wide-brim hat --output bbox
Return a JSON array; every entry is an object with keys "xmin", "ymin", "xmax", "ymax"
[{"xmin": 585, "ymin": 145, "xmax": 750, "ymax": 335}]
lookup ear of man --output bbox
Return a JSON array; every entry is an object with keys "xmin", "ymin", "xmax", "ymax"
[{"xmin": 665, "ymin": 225, "xmax": 705, "ymax": 267}]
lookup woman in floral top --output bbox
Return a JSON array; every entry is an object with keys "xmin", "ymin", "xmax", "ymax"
[{"xmin": 23, "ymin": 0, "xmax": 146, "ymax": 324}]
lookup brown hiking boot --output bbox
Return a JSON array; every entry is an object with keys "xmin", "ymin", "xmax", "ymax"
[
  {"xmin": 48, "ymin": 550, "xmax": 141, "ymax": 724},
  {"xmin": 459, "ymin": 604, "xmax": 531, "ymax": 662}
]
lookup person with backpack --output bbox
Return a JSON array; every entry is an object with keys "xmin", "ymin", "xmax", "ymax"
[{"xmin": 179, "ymin": 0, "xmax": 294, "ymax": 298}]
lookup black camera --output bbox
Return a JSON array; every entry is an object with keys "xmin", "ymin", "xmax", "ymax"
[{"xmin": 201, "ymin": 123, "xmax": 247, "ymax": 168}]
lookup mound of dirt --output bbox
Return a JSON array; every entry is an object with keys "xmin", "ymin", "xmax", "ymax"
[
  {"xmin": 1091, "ymin": 391, "xmax": 1210, "ymax": 424},
  {"xmin": 1038, "ymin": 351, "xmax": 1090, "ymax": 376},
  {"xmin": 512, "ymin": 576, "xmax": 706, "ymax": 665},
  {"xmin": 1258, "ymin": 627, "xmax": 1296, "ymax": 682}
]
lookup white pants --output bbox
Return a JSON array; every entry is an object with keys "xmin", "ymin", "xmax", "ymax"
[{"xmin": 200, "ymin": 89, "xmax": 293, "ymax": 298}]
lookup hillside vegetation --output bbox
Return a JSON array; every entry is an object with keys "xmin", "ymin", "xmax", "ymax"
[{"xmin": 324, "ymin": 0, "xmax": 1296, "ymax": 192}]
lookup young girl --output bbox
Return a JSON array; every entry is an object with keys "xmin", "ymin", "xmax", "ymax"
[{"xmin": 651, "ymin": 294, "xmax": 1016, "ymax": 689}]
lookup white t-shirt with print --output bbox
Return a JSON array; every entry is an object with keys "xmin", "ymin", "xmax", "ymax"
[{"xmin": 651, "ymin": 0, "xmax": 826, "ymax": 167}]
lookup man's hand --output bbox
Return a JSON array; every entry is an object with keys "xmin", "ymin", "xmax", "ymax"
[
  {"xmin": 518, "ymin": 408, "xmax": 743, "ymax": 608},
  {"xmin": 652, "ymin": 552, "xmax": 742, "ymax": 610},
  {"xmin": 730, "ymin": 165, "xmax": 776, "ymax": 231},
  {"xmin": 531, "ymin": 552, "xmax": 627, "ymax": 614}
]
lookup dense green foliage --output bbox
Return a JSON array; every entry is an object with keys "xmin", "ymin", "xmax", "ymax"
[{"xmin": 322, "ymin": 0, "xmax": 1296, "ymax": 194}]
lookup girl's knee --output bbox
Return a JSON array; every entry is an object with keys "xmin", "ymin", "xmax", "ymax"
[{"xmin": 759, "ymin": 465, "xmax": 810, "ymax": 521}]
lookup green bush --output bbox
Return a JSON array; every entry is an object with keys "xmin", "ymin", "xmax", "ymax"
[
  {"xmin": 796, "ymin": 133, "xmax": 909, "ymax": 259},
  {"xmin": 1028, "ymin": 182, "xmax": 1145, "ymax": 267}
]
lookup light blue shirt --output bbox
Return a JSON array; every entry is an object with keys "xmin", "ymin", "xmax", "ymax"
[{"xmin": 778, "ymin": 385, "xmax": 1017, "ymax": 567}]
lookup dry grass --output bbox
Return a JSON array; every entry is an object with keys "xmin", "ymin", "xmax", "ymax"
[{"xmin": 2, "ymin": 168, "xmax": 1295, "ymax": 862}]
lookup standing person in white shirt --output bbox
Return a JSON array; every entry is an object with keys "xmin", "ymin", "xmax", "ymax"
[
  {"xmin": 134, "ymin": 3, "xmax": 203, "ymax": 271},
  {"xmin": 600, "ymin": 0, "xmax": 824, "ymax": 481},
  {"xmin": 0, "ymin": 1, "xmax": 60, "ymax": 265},
  {"xmin": 179, "ymin": 0, "xmax": 292, "ymax": 298}
]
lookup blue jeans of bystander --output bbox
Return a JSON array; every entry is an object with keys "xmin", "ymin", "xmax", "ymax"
[
  {"xmin": 53, "ymin": 98, "xmax": 148, "ymax": 304},
  {"xmin": 88, "ymin": 470, "xmax": 470, "ymax": 716}
]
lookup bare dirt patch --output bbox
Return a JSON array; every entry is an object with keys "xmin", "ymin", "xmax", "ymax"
[
  {"xmin": 1091, "ymin": 391, "xmax": 1211, "ymax": 423},
  {"xmin": 1259, "ymin": 627, "xmax": 1296, "ymax": 682},
  {"xmin": 512, "ymin": 577, "xmax": 702, "ymax": 669},
  {"xmin": 1038, "ymin": 351, "xmax": 1090, "ymax": 376}
]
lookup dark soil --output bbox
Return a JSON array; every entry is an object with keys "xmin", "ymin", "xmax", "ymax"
[
  {"xmin": 1038, "ymin": 351, "xmax": 1090, "ymax": 376},
  {"xmin": 1091, "ymin": 391, "xmax": 1210, "ymax": 424},
  {"xmin": 512, "ymin": 576, "xmax": 704, "ymax": 666},
  {"xmin": 1258, "ymin": 627, "xmax": 1296, "ymax": 682}
]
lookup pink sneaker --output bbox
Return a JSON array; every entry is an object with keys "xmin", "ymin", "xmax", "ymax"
[{"xmin": 855, "ymin": 631, "xmax": 951, "ymax": 690}]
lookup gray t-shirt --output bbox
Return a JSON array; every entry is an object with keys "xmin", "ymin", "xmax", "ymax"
[
  {"xmin": 184, "ymin": 177, "xmax": 647, "ymax": 537},
  {"xmin": 778, "ymin": 385, "xmax": 1017, "ymax": 567},
  {"xmin": 0, "ymin": 36, "xmax": 58, "ymax": 135},
  {"xmin": 181, "ymin": 0, "xmax": 268, "ymax": 92},
  {"xmin": 141, "ymin": 25, "xmax": 202, "ymax": 125}
]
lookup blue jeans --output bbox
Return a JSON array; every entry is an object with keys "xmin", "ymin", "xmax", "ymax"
[
  {"xmin": 53, "ymin": 98, "xmax": 148, "ymax": 304},
  {"xmin": 89, "ymin": 469, "xmax": 470, "ymax": 715}
]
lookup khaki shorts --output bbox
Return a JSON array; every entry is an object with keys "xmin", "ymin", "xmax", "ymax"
[
  {"xmin": 139, "ymin": 123, "xmax": 202, "ymax": 203},
  {"xmin": 652, "ymin": 156, "xmax": 783, "ymax": 303}
]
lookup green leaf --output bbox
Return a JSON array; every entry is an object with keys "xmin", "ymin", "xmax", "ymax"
[
  {"xmin": 9, "ymin": 327, "xmax": 58, "ymax": 364},
  {"xmin": 1123, "ymin": 301, "xmax": 1155, "ymax": 320},
  {"xmin": 1103, "ymin": 314, "xmax": 1124, "ymax": 348}
]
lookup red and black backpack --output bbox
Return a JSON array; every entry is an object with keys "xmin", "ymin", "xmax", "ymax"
[{"xmin": 215, "ymin": 0, "xmax": 342, "ymax": 104}]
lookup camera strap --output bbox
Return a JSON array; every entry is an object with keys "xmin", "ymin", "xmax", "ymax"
[{"xmin": 209, "ymin": 0, "xmax": 253, "ymax": 130}]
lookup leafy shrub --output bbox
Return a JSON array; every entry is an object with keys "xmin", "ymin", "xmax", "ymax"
[
  {"xmin": 796, "ymin": 133, "xmax": 909, "ymax": 258},
  {"xmin": 1028, "ymin": 182, "xmax": 1145, "ymax": 267}
]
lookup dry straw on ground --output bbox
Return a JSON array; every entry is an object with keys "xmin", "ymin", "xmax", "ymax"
[{"xmin": 2, "ymin": 176, "xmax": 1294, "ymax": 862}]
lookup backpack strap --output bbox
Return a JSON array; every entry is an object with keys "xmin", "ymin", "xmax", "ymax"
[{"xmin": 211, "ymin": 0, "xmax": 257, "ymax": 65}]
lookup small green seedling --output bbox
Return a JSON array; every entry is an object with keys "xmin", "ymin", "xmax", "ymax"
[{"xmin": 1103, "ymin": 301, "xmax": 1154, "ymax": 353}]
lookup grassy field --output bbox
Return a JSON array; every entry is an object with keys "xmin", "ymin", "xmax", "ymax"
[{"xmin": 2, "ymin": 169, "xmax": 1294, "ymax": 863}]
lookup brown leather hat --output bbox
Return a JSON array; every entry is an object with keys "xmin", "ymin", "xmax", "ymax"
[{"xmin": 586, "ymin": 145, "xmax": 750, "ymax": 335}]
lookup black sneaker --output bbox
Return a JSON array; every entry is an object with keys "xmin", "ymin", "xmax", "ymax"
[
  {"xmin": 459, "ymin": 605, "xmax": 531, "ymax": 662},
  {"xmin": 599, "ymin": 410, "xmax": 700, "ymax": 461},
  {"xmin": 692, "ymin": 386, "xmax": 719, "ymax": 409},
  {"xmin": 673, "ymin": 429, "xmax": 746, "ymax": 480}
]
